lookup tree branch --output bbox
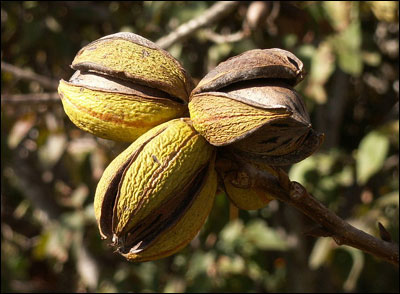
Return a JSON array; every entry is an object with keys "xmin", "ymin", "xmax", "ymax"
[
  {"xmin": 1, "ymin": 61, "xmax": 59, "ymax": 90},
  {"xmin": 1, "ymin": 92, "xmax": 60, "ymax": 105},
  {"xmin": 285, "ymin": 181, "xmax": 398, "ymax": 266},
  {"xmin": 201, "ymin": 28, "xmax": 249, "ymax": 44},
  {"xmin": 216, "ymin": 154, "xmax": 399, "ymax": 266},
  {"xmin": 155, "ymin": 1, "xmax": 240, "ymax": 49}
]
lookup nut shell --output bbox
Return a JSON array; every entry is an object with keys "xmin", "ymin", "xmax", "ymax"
[
  {"xmin": 94, "ymin": 118, "xmax": 217, "ymax": 261},
  {"xmin": 72, "ymin": 32, "xmax": 194, "ymax": 103},
  {"xmin": 58, "ymin": 71, "xmax": 187, "ymax": 142},
  {"xmin": 59, "ymin": 32, "xmax": 195, "ymax": 142},
  {"xmin": 123, "ymin": 157, "xmax": 217, "ymax": 262},
  {"xmin": 189, "ymin": 49, "xmax": 322, "ymax": 165},
  {"xmin": 191, "ymin": 48, "xmax": 305, "ymax": 97}
]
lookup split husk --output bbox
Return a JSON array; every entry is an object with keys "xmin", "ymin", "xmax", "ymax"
[
  {"xmin": 94, "ymin": 118, "xmax": 217, "ymax": 262},
  {"xmin": 189, "ymin": 48, "xmax": 323, "ymax": 165},
  {"xmin": 58, "ymin": 32, "xmax": 194, "ymax": 142}
]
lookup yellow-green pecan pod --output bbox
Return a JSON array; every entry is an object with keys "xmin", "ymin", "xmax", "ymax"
[
  {"xmin": 216, "ymin": 153, "xmax": 285, "ymax": 210},
  {"xmin": 222, "ymin": 167, "xmax": 274, "ymax": 210},
  {"xmin": 58, "ymin": 70, "xmax": 187, "ymax": 142},
  {"xmin": 94, "ymin": 118, "xmax": 217, "ymax": 261},
  {"xmin": 72, "ymin": 32, "xmax": 194, "ymax": 103},
  {"xmin": 59, "ymin": 32, "xmax": 195, "ymax": 142},
  {"xmin": 189, "ymin": 49, "xmax": 323, "ymax": 166},
  {"xmin": 123, "ymin": 158, "xmax": 217, "ymax": 262}
]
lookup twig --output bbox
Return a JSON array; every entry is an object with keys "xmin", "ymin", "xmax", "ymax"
[
  {"xmin": 1, "ymin": 61, "xmax": 59, "ymax": 90},
  {"xmin": 286, "ymin": 181, "xmax": 398, "ymax": 266},
  {"xmin": 201, "ymin": 28, "xmax": 249, "ymax": 44},
  {"xmin": 265, "ymin": 1, "xmax": 280, "ymax": 36},
  {"xmin": 1, "ymin": 92, "xmax": 60, "ymax": 105},
  {"xmin": 216, "ymin": 155, "xmax": 399, "ymax": 266},
  {"xmin": 244, "ymin": 1, "xmax": 279, "ymax": 35},
  {"xmin": 156, "ymin": 1, "xmax": 240, "ymax": 49}
]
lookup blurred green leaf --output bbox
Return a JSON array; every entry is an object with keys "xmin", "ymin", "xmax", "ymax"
[
  {"xmin": 217, "ymin": 219, "xmax": 288, "ymax": 258},
  {"xmin": 135, "ymin": 262, "xmax": 159, "ymax": 290},
  {"xmin": 185, "ymin": 251, "xmax": 215, "ymax": 285},
  {"xmin": 207, "ymin": 42, "xmax": 233, "ymax": 69},
  {"xmin": 217, "ymin": 255, "xmax": 245, "ymax": 275},
  {"xmin": 289, "ymin": 156, "xmax": 318, "ymax": 184},
  {"xmin": 7, "ymin": 113, "xmax": 36, "ymax": 149},
  {"xmin": 362, "ymin": 51, "xmax": 382, "ymax": 67},
  {"xmin": 38, "ymin": 133, "xmax": 67, "ymax": 169},
  {"xmin": 375, "ymin": 191, "xmax": 399, "ymax": 208},
  {"xmin": 356, "ymin": 131, "xmax": 389, "ymax": 185},
  {"xmin": 323, "ymin": 1, "xmax": 352, "ymax": 32},
  {"xmin": 217, "ymin": 220, "xmax": 243, "ymax": 254},
  {"xmin": 306, "ymin": 41, "xmax": 335, "ymax": 103},
  {"xmin": 367, "ymin": 1, "xmax": 399, "ymax": 22},
  {"xmin": 69, "ymin": 184, "xmax": 89, "ymax": 208},
  {"xmin": 330, "ymin": 21, "xmax": 363, "ymax": 76},
  {"xmin": 309, "ymin": 237, "xmax": 333, "ymax": 270},
  {"xmin": 245, "ymin": 220, "xmax": 288, "ymax": 251},
  {"xmin": 342, "ymin": 246, "xmax": 364, "ymax": 292},
  {"xmin": 168, "ymin": 42, "xmax": 183, "ymax": 61},
  {"xmin": 163, "ymin": 277, "xmax": 186, "ymax": 293},
  {"xmin": 34, "ymin": 224, "xmax": 71, "ymax": 263},
  {"xmin": 335, "ymin": 165, "xmax": 354, "ymax": 187}
]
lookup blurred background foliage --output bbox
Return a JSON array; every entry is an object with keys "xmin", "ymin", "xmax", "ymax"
[{"xmin": 1, "ymin": 1, "xmax": 399, "ymax": 292}]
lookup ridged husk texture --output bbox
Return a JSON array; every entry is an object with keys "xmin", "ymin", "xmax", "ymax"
[
  {"xmin": 189, "ymin": 49, "xmax": 323, "ymax": 166},
  {"xmin": 94, "ymin": 118, "xmax": 217, "ymax": 262},
  {"xmin": 58, "ymin": 32, "xmax": 194, "ymax": 142}
]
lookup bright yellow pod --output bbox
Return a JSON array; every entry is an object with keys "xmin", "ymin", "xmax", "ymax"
[
  {"xmin": 59, "ymin": 32, "xmax": 195, "ymax": 142},
  {"xmin": 223, "ymin": 172, "xmax": 274, "ymax": 210},
  {"xmin": 72, "ymin": 32, "xmax": 194, "ymax": 103},
  {"xmin": 123, "ymin": 159, "xmax": 217, "ymax": 262},
  {"xmin": 58, "ymin": 78, "xmax": 187, "ymax": 142},
  {"xmin": 94, "ymin": 118, "xmax": 217, "ymax": 262},
  {"xmin": 217, "ymin": 156, "xmax": 281, "ymax": 210}
]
